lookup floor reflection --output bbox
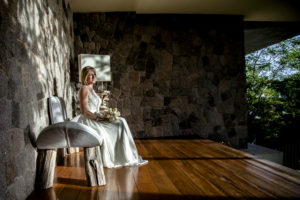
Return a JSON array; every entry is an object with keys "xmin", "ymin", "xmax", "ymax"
[
  {"xmin": 89, "ymin": 166, "xmax": 139, "ymax": 200},
  {"xmin": 27, "ymin": 164, "xmax": 140, "ymax": 200}
]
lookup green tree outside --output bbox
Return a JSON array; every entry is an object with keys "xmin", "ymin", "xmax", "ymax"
[{"xmin": 246, "ymin": 35, "xmax": 300, "ymax": 169}]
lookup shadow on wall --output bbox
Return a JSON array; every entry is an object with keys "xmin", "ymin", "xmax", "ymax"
[{"xmin": 0, "ymin": 0, "xmax": 74, "ymax": 199}]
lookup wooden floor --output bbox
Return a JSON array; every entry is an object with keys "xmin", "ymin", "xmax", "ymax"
[{"xmin": 27, "ymin": 139, "xmax": 300, "ymax": 200}]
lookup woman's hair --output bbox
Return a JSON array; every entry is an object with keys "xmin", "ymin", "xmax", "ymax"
[{"xmin": 80, "ymin": 66, "xmax": 96, "ymax": 85}]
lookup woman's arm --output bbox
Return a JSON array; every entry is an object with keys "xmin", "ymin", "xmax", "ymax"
[{"xmin": 79, "ymin": 86, "xmax": 103, "ymax": 121}]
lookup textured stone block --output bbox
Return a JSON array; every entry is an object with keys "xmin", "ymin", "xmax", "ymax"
[
  {"xmin": 0, "ymin": 98, "xmax": 12, "ymax": 130},
  {"xmin": 0, "ymin": 73, "xmax": 8, "ymax": 98},
  {"xmin": 5, "ymin": 176, "xmax": 26, "ymax": 200},
  {"xmin": 128, "ymin": 71, "xmax": 140, "ymax": 86}
]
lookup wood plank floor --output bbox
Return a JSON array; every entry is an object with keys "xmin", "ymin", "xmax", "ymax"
[{"xmin": 27, "ymin": 139, "xmax": 300, "ymax": 199}]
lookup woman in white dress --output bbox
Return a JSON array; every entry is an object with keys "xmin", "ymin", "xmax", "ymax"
[{"xmin": 72, "ymin": 66, "xmax": 148, "ymax": 168}]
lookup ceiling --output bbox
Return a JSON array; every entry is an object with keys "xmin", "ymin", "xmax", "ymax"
[{"xmin": 69, "ymin": 0, "xmax": 300, "ymax": 21}]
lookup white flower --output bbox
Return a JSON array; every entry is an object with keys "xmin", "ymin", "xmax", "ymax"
[{"xmin": 105, "ymin": 108, "xmax": 121, "ymax": 122}]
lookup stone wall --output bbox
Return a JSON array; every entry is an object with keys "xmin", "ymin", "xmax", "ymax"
[
  {"xmin": 73, "ymin": 13, "xmax": 248, "ymax": 148},
  {"xmin": 0, "ymin": 0, "xmax": 74, "ymax": 199}
]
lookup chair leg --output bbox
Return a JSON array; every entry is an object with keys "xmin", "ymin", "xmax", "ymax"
[
  {"xmin": 84, "ymin": 146, "xmax": 106, "ymax": 186},
  {"xmin": 56, "ymin": 148, "xmax": 67, "ymax": 165},
  {"xmin": 36, "ymin": 149, "xmax": 57, "ymax": 190}
]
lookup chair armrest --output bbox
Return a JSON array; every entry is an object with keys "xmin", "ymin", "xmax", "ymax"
[{"xmin": 36, "ymin": 121, "xmax": 103, "ymax": 149}]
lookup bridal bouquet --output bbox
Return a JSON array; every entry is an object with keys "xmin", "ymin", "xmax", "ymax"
[{"xmin": 105, "ymin": 108, "xmax": 121, "ymax": 122}]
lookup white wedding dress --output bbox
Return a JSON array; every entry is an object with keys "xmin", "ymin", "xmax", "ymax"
[{"xmin": 72, "ymin": 87, "xmax": 148, "ymax": 168}]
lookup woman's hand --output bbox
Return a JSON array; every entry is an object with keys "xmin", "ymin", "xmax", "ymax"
[
  {"xmin": 96, "ymin": 116, "xmax": 106, "ymax": 121},
  {"xmin": 95, "ymin": 111, "xmax": 107, "ymax": 121}
]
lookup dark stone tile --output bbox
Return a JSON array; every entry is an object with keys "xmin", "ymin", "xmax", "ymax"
[{"xmin": 11, "ymin": 101, "xmax": 19, "ymax": 127}]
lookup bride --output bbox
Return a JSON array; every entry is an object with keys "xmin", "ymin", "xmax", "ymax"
[{"xmin": 72, "ymin": 66, "xmax": 148, "ymax": 168}]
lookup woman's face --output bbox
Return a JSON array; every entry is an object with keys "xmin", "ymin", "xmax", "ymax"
[{"xmin": 86, "ymin": 70, "xmax": 96, "ymax": 85}]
